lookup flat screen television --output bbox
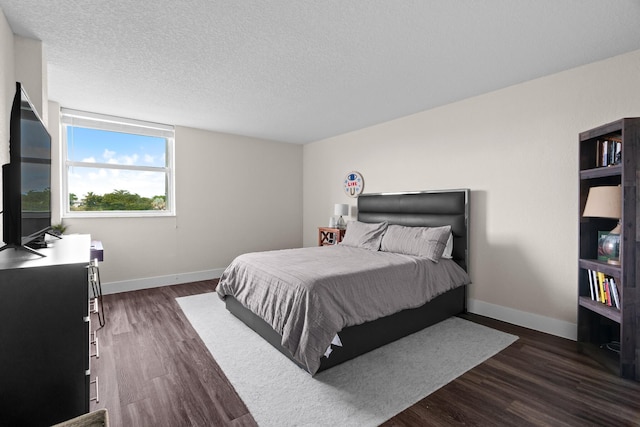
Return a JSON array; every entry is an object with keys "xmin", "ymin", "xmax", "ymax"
[{"xmin": 1, "ymin": 82, "xmax": 52, "ymax": 256}]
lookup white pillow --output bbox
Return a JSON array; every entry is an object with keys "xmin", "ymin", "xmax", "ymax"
[
  {"xmin": 339, "ymin": 221, "xmax": 388, "ymax": 251},
  {"xmin": 441, "ymin": 233, "xmax": 453, "ymax": 259}
]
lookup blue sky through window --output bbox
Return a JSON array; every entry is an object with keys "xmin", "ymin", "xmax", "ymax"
[
  {"xmin": 66, "ymin": 127, "xmax": 167, "ymax": 200},
  {"xmin": 66, "ymin": 127, "xmax": 166, "ymax": 167}
]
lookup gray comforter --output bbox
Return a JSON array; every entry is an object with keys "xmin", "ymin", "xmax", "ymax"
[{"xmin": 216, "ymin": 245, "xmax": 470, "ymax": 374}]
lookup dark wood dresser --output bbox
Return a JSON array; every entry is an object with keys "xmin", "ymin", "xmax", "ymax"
[{"xmin": 0, "ymin": 234, "xmax": 92, "ymax": 426}]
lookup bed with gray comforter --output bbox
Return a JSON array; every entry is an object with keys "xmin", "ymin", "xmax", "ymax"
[
  {"xmin": 216, "ymin": 189, "xmax": 471, "ymax": 375},
  {"xmin": 216, "ymin": 244, "xmax": 470, "ymax": 374}
]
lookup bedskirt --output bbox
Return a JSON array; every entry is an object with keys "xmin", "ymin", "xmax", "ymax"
[{"xmin": 224, "ymin": 284, "xmax": 466, "ymax": 373}]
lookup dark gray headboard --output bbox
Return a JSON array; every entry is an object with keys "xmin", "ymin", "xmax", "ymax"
[{"xmin": 357, "ymin": 189, "xmax": 470, "ymax": 272}]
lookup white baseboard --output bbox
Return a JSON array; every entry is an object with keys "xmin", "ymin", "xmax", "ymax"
[
  {"xmin": 101, "ymin": 268, "xmax": 225, "ymax": 295},
  {"xmin": 468, "ymin": 298, "xmax": 577, "ymax": 341}
]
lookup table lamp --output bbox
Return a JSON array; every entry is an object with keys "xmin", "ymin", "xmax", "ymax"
[
  {"xmin": 334, "ymin": 204, "xmax": 349, "ymax": 229},
  {"xmin": 582, "ymin": 185, "xmax": 622, "ymax": 265}
]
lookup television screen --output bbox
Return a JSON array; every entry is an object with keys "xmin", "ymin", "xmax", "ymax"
[
  {"xmin": 21, "ymin": 162, "xmax": 51, "ymax": 237},
  {"xmin": 19, "ymin": 96, "xmax": 52, "ymax": 241},
  {"xmin": 1, "ymin": 82, "xmax": 52, "ymax": 251},
  {"xmin": 19, "ymin": 87, "xmax": 52, "ymax": 243}
]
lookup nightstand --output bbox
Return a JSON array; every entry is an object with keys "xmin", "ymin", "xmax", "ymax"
[{"xmin": 318, "ymin": 227, "xmax": 346, "ymax": 246}]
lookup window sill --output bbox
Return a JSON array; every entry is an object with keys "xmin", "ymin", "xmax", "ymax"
[{"xmin": 63, "ymin": 210, "xmax": 176, "ymax": 219}]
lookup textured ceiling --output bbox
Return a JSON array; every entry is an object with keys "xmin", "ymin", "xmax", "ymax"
[{"xmin": 1, "ymin": 1, "xmax": 640, "ymax": 144}]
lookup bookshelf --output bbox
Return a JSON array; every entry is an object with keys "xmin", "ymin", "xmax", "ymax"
[{"xmin": 578, "ymin": 118, "xmax": 639, "ymax": 381}]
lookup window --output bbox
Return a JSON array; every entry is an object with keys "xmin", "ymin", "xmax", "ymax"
[{"xmin": 61, "ymin": 109, "xmax": 175, "ymax": 217}]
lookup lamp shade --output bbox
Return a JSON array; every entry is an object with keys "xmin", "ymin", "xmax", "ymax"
[
  {"xmin": 334, "ymin": 204, "xmax": 349, "ymax": 216},
  {"xmin": 583, "ymin": 186, "xmax": 621, "ymax": 219}
]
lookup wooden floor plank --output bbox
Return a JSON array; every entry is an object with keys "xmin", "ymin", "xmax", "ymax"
[{"xmin": 91, "ymin": 281, "xmax": 640, "ymax": 426}]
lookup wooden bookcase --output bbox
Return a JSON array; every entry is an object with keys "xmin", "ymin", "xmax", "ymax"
[{"xmin": 577, "ymin": 118, "xmax": 639, "ymax": 381}]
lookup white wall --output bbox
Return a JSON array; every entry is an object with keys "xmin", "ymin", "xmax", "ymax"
[
  {"xmin": 13, "ymin": 36, "xmax": 47, "ymax": 123},
  {"xmin": 303, "ymin": 49, "xmax": 640, "ymax": 339},
  {"xmin": 0, "ymin": 18, "xmax": 303, "ymax": 292},
  {"xmin": 50, "ymin": 117, "xmax": 304, "ymax": 293},
  {"xmin": 3, "ymin": 6, "xmax": 639, "ymax": 338},
  {"xmin": 0, "ymin": 9, "xmax": 14, "ymax": 242}
]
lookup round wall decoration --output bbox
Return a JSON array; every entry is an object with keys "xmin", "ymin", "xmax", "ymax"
[{"xmin": 343, "ymin": 171, "xmax": 364, "ymax": 198}]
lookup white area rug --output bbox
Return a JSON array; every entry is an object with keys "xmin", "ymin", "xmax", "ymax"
[{"xmin": 177, "ymin": 292, "xmax": 518, "ymax": 427}]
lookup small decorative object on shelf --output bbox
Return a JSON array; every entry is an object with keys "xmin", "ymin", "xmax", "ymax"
[
  {"xmin": 578, "ymin": 118, "xmax": 639, "ymax": 381},
  {"xmin": 582, "ymin": 185, "xmax": 621, "ymax": 265}
]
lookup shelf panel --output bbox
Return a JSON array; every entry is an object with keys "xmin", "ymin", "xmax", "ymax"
[
  {"xmin": 579, "ymin": 119, "xmax": 623, "ymax": 141},
  {"xmin": 578, "ymin": 296, "xmax": 621, "ymax": 323},
  {"xmin": 578, "ymin": 259, "xmax": 621, "ymax": 277},
  {"xmin": 579, "ymin": 164, "xmax": 622, "ymax": 179}
]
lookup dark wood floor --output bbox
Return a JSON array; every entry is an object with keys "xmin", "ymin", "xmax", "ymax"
[{"xmin": 91, "ymin": 281, "xmax": 640, "ymax": 426}]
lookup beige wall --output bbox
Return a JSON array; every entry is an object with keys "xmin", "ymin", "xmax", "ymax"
[
  {"xmin": 53, "ymin": 119, "xmax": 303, "ymax": 291},
  {"xmin": 1, "ymin": 18, "xmax": 303, "ymax": 291},
  {"xmin": 0, "ymin": 8, "xmax": 14, "ymax": 200},
  {"xmin": 303, "ymin": 49, "xmax": 640, "ymax": 337},
  {"xmin": 13, "ymin": 36, "xmax": 47, "ymax": 123},
  {"xmin": 3, "ymin": 6, "xmax": 640, "ymax": 337}
]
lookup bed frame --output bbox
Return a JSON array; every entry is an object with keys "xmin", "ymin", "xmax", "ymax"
[{"xmin": 224, "ymin": 189, "xmax": 470, "ymax": 373}]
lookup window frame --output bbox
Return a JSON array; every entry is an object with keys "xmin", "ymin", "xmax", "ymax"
[{"xmin": 60, "ymin": 108, "xmax": 176, "ymax": 218}]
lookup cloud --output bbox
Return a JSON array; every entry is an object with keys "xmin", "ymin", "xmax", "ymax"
[
  {"xmin": 120, "ymin": 154, "xmax": 139, "ymax": 165},
  {"xmin": 88, "ymin": 169, "xmax": 108, "ymax": 181},
  {"xmin": 102, "ymin": 153, "xmax": 139, "ymax": 165},
  {"xmin": 103, "ymin": 149, "xmax": 116, "ymax": 160}
]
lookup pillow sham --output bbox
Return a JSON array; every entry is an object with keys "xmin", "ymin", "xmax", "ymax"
[
  {"xmin": 339, "ymin": 221, "xmax": 388, "ymax": 251},
  {"xmin": 381, "ymin": 224, "xmax": 452, "ymax": 262},
  {"xmin": 441, "ymin": 232, "xmax": 453, "ymax": 259}
]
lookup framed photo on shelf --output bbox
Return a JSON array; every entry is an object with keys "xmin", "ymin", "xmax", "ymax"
[{"xmin": 597, "ymin": 230, "xmax": 610, "ymax": 262}]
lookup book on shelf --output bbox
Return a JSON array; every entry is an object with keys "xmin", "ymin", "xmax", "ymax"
[
  {"xmin": 596, "ymin": 138, "xmax": 622, "ymax": 167},
  {"xmin": 597, "ymin": 271, "xmax": 606, "ymax": 304},
  {"xmin": 609, "ymin": 278, "xmax": 620, "ymax": 309},
  {"xmin": 590, "ymin": 269, "xmax": 600, "ymax": 302},
  {"xmin": 585, "ymin": 269, "xmax": 620, "ymax": 309}
]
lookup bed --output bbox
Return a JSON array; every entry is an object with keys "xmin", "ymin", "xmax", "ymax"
[{"xmin": 216, "ymin": 189, "xmax": 470, "ymax": 375}]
